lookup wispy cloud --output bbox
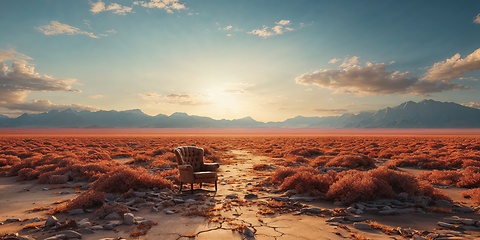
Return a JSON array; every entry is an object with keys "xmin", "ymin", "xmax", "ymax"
[
  {"xmin": 139, "ymin": 92, "xmax": 208, "ymax": 106},
  {"xmin": 462, "ymin": 101, "xmax": 480, "ymax": 109},
  {"xmin": 313, "ymin": 108, "xmax": 348, "ymax": 114},
  {"xmin": 296, "ymin": 56, "xmax": 468, "ymax": 95},
  {"xmin": 423, "ymin": 48, "xmax": 480, "ymax": 82},
  {"xmin": 474, "ymin": 13, "xmax": 480, "ymax": 24},
  {"xmin": 249, "ymin": 20, "xmax": 294, "ymax": 38},
  {"xmin": 90, "ymin": 1, "xmax": 133, "ymax": 15},
  {"xmin": 133, "ymin": 0, "xmax": 186, "ymax": 14},
  {"xmin": 37, "ymin": 21, "xmax": 99, "ymax": 38},
  {"xmin": 0, "ymin": 49, "xmax": 95, "ymax": 112}
]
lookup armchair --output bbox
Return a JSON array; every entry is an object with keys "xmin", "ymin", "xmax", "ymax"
[{"xmin": 174, "ymin": 146, "xmax": 220, "ymax": 193}]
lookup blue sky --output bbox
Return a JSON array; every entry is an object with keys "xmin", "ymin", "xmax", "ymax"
[{"xmin": 1, "ymin": 0, "xmax": 480, "ymax": 121}]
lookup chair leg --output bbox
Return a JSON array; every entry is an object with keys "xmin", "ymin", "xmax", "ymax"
[
  {"xmin": 199, "ymin": 183, "xmax": 202, "ymax": 189},
  {"xmin": 215, "ymin": 180, "xmax": 217, "ymax": 191},
  {"xmin": 191, "ymin": 183, "xmax": 194, "ymax": 194},
  {"xmin": 180, "ymin": 182, "xmax": 183, "ymax": 192}
]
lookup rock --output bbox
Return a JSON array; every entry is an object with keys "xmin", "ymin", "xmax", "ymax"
[
  {"xmin": 134, "ymin": 197, "xmax": 147, "ymax": 204},
  {"xmin": 453, "ymin": 205, "xmax": 474, "ymax": 213},
  {"xmin": 151, "ymin": 206, "xmax": 159, "ymax": 212},
  {"xmin": 45, "ymin": 215, "xmax": 59, "ymax": 227},
  {"xmin": 25, "ymin": 217, "xmax": 41, "ymax": 223},
  {"xmin": 90, "ymin": 225, "xmax": 103, "ymax": 230},
  {"xmin": 164, "ymin": 210, "xmax": 175, "ymax": 215},
  {"xmin": 326, "ymin": 217, "xmax": 345, "ymax": 223},
  {"xmin": 243, "ymin": 227, "xmax": 255, "ymax": 237},
  {"xmin": 78, "ymin": 218, "xmax": 90, "ymax": 225},
  {"xmin": 353, "ymin": 222, "xmax": 371, "ymax": 230},
  {"xmin": 5, "ymin": 218, "xmax": 21, "ymax": 223},
  {"xmin": 244, "ymin": 193, "xmax": 258, "ymax": 200},
  {"xmin": 346, "ymin": 206, "xmax": 356, "ymax": 213},
  {"xmin": 355, "ymin": 209, "xmax": 364, "ymax": 215},
  {"xmin": 413, "ymin": 236, "xmax": 426, "ymax": 240},
  {"xmin": 108, "ymin": 220, "xmax": 123, "ymax": 227},
  {"xmin": 459, "ymin": 218, "xmax": 476, "ymax": 226},
  {"xmin": 124, "ymin": 213, "xmax": 135, "ymax": 225},
  {"xmin": 382, "ymin": 206, "xmax": 392, "ymax": 210},
  {"xmin": 185, "ymin": 199, "xmax": 196, "ymax": 203},
  {"xmin": 139, "ymin": 220, "xmax": 154, "ymax": 226},
  {"xmin": 134, "ymin": 191, "xmax": 146, "ymax": 197},
  {"xmin": 226, "ymin": 194, "xmax": 238, "ymax": 199},
  {"xmin": 398, "ymin": 228, "xmax": 415, "ymax": 236},
  {"xmin": 57, "ymin": 230, "xmax": 82, "ymax": 239},
  {"xmin": 44, "ymin": 235, "xmax": 64, "ymax": 240},
  {"xmin": 437, "ymin": 221, "xmax": 462, "ymax": 230},
  {"xmin": 102, "ymin": 224, "xmax": 114, "ymax": 230},
  {"xmin": 434, "ymin": 200, "xmax": 453, "ymax": 208},
  {"xmin": 104, "ymin": 212, "xmax": 121, "ymax": 220},
  {"xmin": 477, "ymin": 221, "xmax": 480, "ymax": 227},
  {"xmin": 345, "ymin": 216, "xmax": 367, "ymax": 222},
  {"xmin": 43, "ymin": 187, "xmax": 49, "ymax": 191},
  {"xmin": 68, "ymin": 208, "xmax": 84, "ymax": 215},
  {"xmin": 333, "ymin": 201, "xmax": 343, "ymax": 206},
  {"xmin": 76, "ymin": 228, "xmax": 95, "ymax": 234},
  {"xmin": 356, "ymin": 203, "xmax": 366, "ymax": 210},
  {"xmin": 302, "ymin": 207, "xmax": 322, "ymax": 214}
]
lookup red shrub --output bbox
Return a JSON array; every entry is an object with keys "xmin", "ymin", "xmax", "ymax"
[
  {"xmin": 462, "ymin": 188, "xmax": 480, "ymax": 204},
  {"xmin": 280, "ymin": 171, "xmax": 334, "ymax": 196},
  {"xmin": 54, "ymin": 190, "xmax": 105, "ymax": 213},
  {"xmin": 49, "ymin": 174, "xmax": 69, "ymax": 184},
  {"xmin": 270, "ymin": 167, "xmax": 297, "ymax": 184},
  {"xmin": 91, "ymin": 166, "xmax": 173, "ymax": 193},
  {"xmin": 325, "ymin": 154, "xmax": 375, "ymax": 169}
]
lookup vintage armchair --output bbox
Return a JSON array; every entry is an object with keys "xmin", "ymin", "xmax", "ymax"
[{"xmin": 174, "ymin": 146, "xmax": 220, "ymax": 193}]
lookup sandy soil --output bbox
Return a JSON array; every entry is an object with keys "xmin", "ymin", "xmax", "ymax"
[{"xmin": 1, "ymin": 150, "xmax": 479, "ymax": 240}]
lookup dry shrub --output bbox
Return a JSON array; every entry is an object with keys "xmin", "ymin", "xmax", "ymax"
[
  {"xmin": 419, "ymin": 170, "xmax": 462, "ymax": 186},
  {"xmin": 462, "ymin": 188, "xmax": 480, "ymax": 204},
  {"xmin": 458, "ymin": 166, "xmax": 480, "ymax": 188},
  {"xmin": 54, "ymin": 190, "xmax": 105, "ymax": 213},
  {"xmin": 326, "ymin": 167, "xmax": 450, "ymax": 204},
  {"xmin": 49, "ymin": 174, "xmax": 69, "ymax": 184},
  {"xmin": 253, "ymin": 163, "xmax": 270, "ymax": 171},
  {"xmin": 325, "ymin": 154, "xmax": 375, "ymax": 169},
  {"xmin": 270, "ymin": 167, "xmax": 297, "ymax": 184},
  {"xmin": 91, "ymin": 166, "xmax": 173, "ymax": 193},
  {"xmin": 280, "ymin": 170, "xmax": 334, "ymax": 196}
]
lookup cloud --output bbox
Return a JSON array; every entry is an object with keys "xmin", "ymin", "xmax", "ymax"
[
  {"xmin": 249, "ymin": 19, "xmax": 294, "ymax": 38},
  {"xmin": 0, "ymin": 49, "xmax": 95, "ymax": 113},
  {"xmin": 133, "ymin": 0, "xmax": 186, "ymax": 14},
  {"xmin": 89, "ymin": 94, "xmax": 104, "ymax": 99},
  {"xmin": 224, "ymin": 83, "xmax": 255, "ymax": 94},
  {"xmin": 462, "ymin": 101, "xmax": 480, "ymax": 109},
  {"xmin": 139, "ymin": 92, "xmax": 208, "ymax": 105},
  {"xmin": 295, "ymin": 56, "xmax": 468, "ymax": 95},
  {"xmin": 423, "ymin": 48, "xmax": 480, "ymax": 82},
  {"xmin": 37, "ymin": 21, "xmax": 99, "ymax": 38},
  {"xmin": 90, "ymin": 1, "xmax": 133, "ymax": 15},
  {"xmin": 474, "ymin": 14, "xmax": 480, "ymax": 24},
  {"xmin": 313, "ymin": 108, "xmax": 348, "ymax": 114}
]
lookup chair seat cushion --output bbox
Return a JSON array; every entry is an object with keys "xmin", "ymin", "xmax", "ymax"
[{"xmin": 193, "ymin": 171, "xmax": 217, "ymax": 179}]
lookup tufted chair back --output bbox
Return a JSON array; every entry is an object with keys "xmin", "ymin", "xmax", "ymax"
[{"xmin": 174, "ymin": 146, "xmax": 204, "ymax": 172}]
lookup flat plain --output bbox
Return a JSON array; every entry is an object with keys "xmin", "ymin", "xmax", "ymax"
[{"xmin": 0, "ymin": 129, "xmax": 479, "ymax": 240}]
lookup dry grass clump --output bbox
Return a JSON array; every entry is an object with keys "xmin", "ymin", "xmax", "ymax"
[
  {"xmin": 279, "ymin": 169, "xmax": 335, "ymax": 196},
  {"xmin": 326, "ymin": 167, "xmax": 449, "ymax": 204},
  {"xmin": 325, "ymin": 154, "xmax": 375, "ymax": 169},
  {"xmin": 91, "ymin": 166, "xmax": 173, "ymax": 193},
  {"xmin": 53, "ymin": 190, "xmax": 105, "ymax": 213},
  {"xmin": 419, "ymin": 166, "xmax": 480, "ymax": 188}
]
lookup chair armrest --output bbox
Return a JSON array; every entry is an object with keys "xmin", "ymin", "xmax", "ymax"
[
  {"xmin": 178, "ymin": 164, "xmax": 193, "ymax": 171},
  {"xmin": 178, "ymin": 164, "xmax": 194, "ymax": 183},
  {"xmin": 202, "ymin": 163, "xmax": 220, "ymax": 171}
]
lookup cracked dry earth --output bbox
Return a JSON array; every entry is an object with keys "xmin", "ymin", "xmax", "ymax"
[{"xmin": 137, "ymin": 150, "xmax": 391, "ymax": 240}]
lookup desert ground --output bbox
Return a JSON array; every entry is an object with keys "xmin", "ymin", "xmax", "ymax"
[{"xmin": 0, "ymin": 129, "xmax": 479, "ymax": 240}]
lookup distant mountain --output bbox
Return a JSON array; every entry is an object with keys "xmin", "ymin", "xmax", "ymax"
[{"xmin": 0, "ymin": 100, "xmax": 479, "ymax": 128}]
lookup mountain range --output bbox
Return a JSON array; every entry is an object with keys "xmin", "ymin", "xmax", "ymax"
[{"xmin": 0, "ymin": 99, "xmax": 479, "ymax": 128}]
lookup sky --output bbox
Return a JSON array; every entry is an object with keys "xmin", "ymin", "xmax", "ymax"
[{"xmin": 1, "ymin": 0, "xmax": 480, "ymax": 122}]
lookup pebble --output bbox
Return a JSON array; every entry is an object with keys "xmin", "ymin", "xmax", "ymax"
[
  {"xmin": 244, "ymin": 193, "xmax": 258, "ymax": 200},
  {"xmin": 5, "ymin": 218, "xmax": 21, "ymax": 223},
  {"xmin": 105, "ymin": 212, "xmax": 121, "ymax": 220},
  {"xmin": 45, "ymin": 215, "xmax": 59, "ymax": 227},
  {"xmin": 345, "ymin": 216, "xmax": 367, "ymax": 222},
  {"xmin": 124, "ymin": 213, "xmax": 135, "ymax": 225},
  {"xmin": 244, "ymin": 227, "xmax": 255, "ymax": 237},
  {"xmin": 164, "ymin": 210, "xmax": 175, "ymax": 215},
  {"xmin": 326, "ymin": 217, "xmax": 344, "ymax": 223},
  {"xmin": 76, "ymin": 228, "xmax": 95, "ymax": 234},
  {"xmin": 226, "ymin": 194, "xmax": 239, "ymax": 199},
  {"xmin": 90, "ymin": 225, "xmax": 104, "ymax": 230}
]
